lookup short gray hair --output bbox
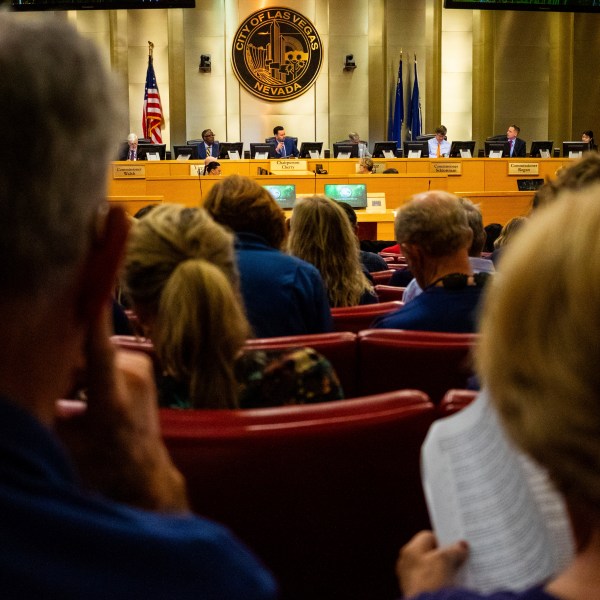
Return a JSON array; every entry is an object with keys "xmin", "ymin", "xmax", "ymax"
[
  {"xmin": 0, "ymin": 15, "xmax": 123, "ymax": 299},
  {"xmin": 395, "ymin": 191, "xmax": 472, "ymax": 257}
]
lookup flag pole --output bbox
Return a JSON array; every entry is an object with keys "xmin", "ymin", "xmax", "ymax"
[{"xmin": 148, "ymin": 41, "xmax": 154, "ymax": 58}]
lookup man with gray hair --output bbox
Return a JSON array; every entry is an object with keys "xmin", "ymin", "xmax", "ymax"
[
  {"xmin": 401, "ymin": 197, "xmax": 494, "ymax": 304},
  {"xmin": 372, "ymin": 191, "xmax": 490, "ymax": 332},
  {"xmin": 348, "ymin": 132, "xmax": 371, "ymax": 157},
  {"xmin": 0, "ymin": 14, "xmax": 275, "ymax": 598}
]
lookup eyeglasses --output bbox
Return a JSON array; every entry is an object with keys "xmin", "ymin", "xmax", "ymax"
[{"xmin": 204, "ymin": 132, "xmax": 215, "ymax": 137}]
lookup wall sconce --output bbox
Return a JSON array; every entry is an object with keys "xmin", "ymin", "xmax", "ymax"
[
  {"xmin": 344, "ymin": 54, "xmax": 356, "ymax": 71},
  {"xmin": 199, "ymin": 54, "xmax": 211, "ymax": 73}
]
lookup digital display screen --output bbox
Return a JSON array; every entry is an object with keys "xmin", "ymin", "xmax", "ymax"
[
  {"xmin": 444, "ymin": 0, "xmax": 600, "ymax": 12},
  {"xmin": 324, "ymin": 184, "xmax": 368, "ymax": 209},
  {"xmin": 263, "ymin": 185, "xmax": 297, "ymax": 209}
]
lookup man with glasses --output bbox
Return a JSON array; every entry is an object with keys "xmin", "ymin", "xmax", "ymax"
[{"xmin": 198, "ymin": 129, "xmax": 220, "ymax": 159}]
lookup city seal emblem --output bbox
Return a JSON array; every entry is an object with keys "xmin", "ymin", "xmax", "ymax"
[{"xmin": 232, "ymin": 7, "xmax": 323, "ymax": 102}]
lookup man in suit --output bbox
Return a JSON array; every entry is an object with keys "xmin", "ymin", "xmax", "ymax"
[
  {"xmin": 118, "ymin": 132, "xmax": 139, "ymax": 160},
  {"xmin": 197, "ymin": 128, "xmax": 220, "ymax": 159},
  {"xmin": 272, "ymin": 125, "xmax": 299, "ymax": 158},
  {"xmin": 428, "ymin": 126, "xmax": 451, "ymax": 158},
  {"xmin": 0, "ymin": 14, "xmax": 276, "ymax": 598},
  {"xmin": 506, "ymin": 124, "xmax": 526, "ymax": 157}
]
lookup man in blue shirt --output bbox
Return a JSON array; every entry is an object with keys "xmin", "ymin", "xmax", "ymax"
[
  {"xmin": 0, "ymin": 15, "xmax": 276, "ymax": 599},
  {"xmin": 428, "ymin": 126, "xmax": 451, "ymax": 158},
  {"xmin": 373, "ymin": 191, "xmax": 488, "ymax": 333}
]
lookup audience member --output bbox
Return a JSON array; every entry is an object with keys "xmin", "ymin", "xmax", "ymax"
[
  {"xmin": 483, "ymin": 223, "xmax": 502, "ymax": 253},
  {"xmin": 506, "ymin": 124, "xmax": 526, "ymax": 157},
  {"xmin": 272, "ymin": 125, "xmax": 299, "ymax": 158},
  {"xmin": 123, "ymin": 204, "xmax": 343, "ymax": 409},
  {"xmin": 337, "ymin": 202, "xmax": 389, "ymax": 273},
  {"xmin": 491, "ymin": 216, "xmax": 527, "ymax": 267},
  {"xmin": 372, "ymin": 191, "xmax": 489, "ymax": 332},
  {"xmin": 398, "ymin": 184, "xmax": 600, "ymax": 600},
  {"xmin": 348, "ymin": 132, "xmax": 371, "ymax": 157},
  {"xmin": 582, "ymin": 129, "xmax": 597, "ymax": 151},
  {"xmin": 288, "ymin": 196, "xmax": 378, "ymax": 307},
  {"xmin": 202, "ymin": 174, "xmax": 333, "ymax": 338},
  {"xmin": 532, "ymin": 152, "xmax": 600, "ymax": 210},
  {"xmin": 428, "ymin": 126, "xmax": 451, "ymax": 158},
  {"xmin": 197, "ymin": 128, "xmax": 220, "ymax": 159},
  {"xmin": 401, "ymin": 198, "xmax": 494, "ymax": 304},
  {"xmin": 205, "ymin": 160, "xmax": 222, "ymax": 175},
  {"xmin": 0, "ymin": 14, "xmax": 275, "ymax": 598}
]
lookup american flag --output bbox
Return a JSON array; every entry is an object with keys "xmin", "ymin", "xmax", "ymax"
[{"xmin": 143, "ymin": 55, "xmax": 164, "ymax": 144}]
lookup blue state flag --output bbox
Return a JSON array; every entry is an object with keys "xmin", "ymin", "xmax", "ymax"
[
  {"xmin": 406, "ymin": 58, "xmax": 421, "ymax": 141},
  {"xmin": 389, "ymin": 55, "xmax": 404, "ymax": 149}
]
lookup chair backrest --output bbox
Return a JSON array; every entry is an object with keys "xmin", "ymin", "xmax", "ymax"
[
  {"xmin": 370, "ymin": 269, "xmax": 394, "ymax": 284},
  {"xmin": 486, "ymin": 134, "xmax": 507, "ymax": 142},
  {"xmin": 244, "ymin": 331, "xmax": 358, "ymax": 397},
  {"xmin": 112, "ymin": 333, "xmax": 360, "ymax": 397},
  {"xmin": 374, "ymin": 285, "xmax": 405, "ymax": 302},
  {"xmin": 439, "ymin": 388, "xmax": 478, "ymax": 415},
  {"xmin": 265, "ymin": 136, "xmax": 298, "ymax": 145},
  {"xmin": 416, "ymin": 134, "xmax": 436, "ymax": 141},
  {"xmin": 330, "ymin": 300, "xmax": 403, "ymax": 333},
  {"xmin": 160, "ymin": 390, "xmax": 436, "ymax": 600},
  {"xmin": 357, "ymin": 329, "xmax": 479, "ymax": 403}
]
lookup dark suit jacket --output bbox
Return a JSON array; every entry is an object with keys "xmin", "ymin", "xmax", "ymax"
[
  {"xmin": 272, "ymin": 137, "xmax": 299, "ymax": 158},
  {"xmin": 197, "ymin": 141, "xmax": 220, "ymax": 160},
  {"xmin": 509, "ymin": 137, "xmax": 527, "ymax": 157}
]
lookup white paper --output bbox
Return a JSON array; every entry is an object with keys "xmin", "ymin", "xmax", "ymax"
[{"xmin": 421, "ymin": 390, "xmax": 574, "ymax": 593}]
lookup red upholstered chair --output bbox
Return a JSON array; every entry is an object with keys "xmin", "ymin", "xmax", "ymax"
[
  {"xmin": 374, "ymin": 284, "xmax": 405, "ymax": 302},
  {"xmin": 370, "ymin": 269, "xmax": 394, "ymax": 284},
  {"xmin": 439, "ymin": 389, "xmax": 478, "ymax": 415},
  {"xmin": 160, "ymin": 390, "xmax": 436, "ymax": 600},
  {"xmin": 244, "ymin": 331, "xmax": 359, "ymax": 397},
  {"xmin": 330, "ymin": 300, "xmax": 403, "ymax": 333},
  {"xmin": 357, "ymin": 329, "xmax": 479, "ymax": 403},
  {"xmin": 112, "ymin": 333, "xmax": 360, "ymax": 397}
]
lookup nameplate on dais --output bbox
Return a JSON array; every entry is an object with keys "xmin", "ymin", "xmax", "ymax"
[
  {"xmin": 270, "ymin": 160, "xmax": 308, "ymax": 171},
  {"xmin": 508, "ymin": 162, "xmax": 539, "ymax": 175},
  {"xmin": 113, "ymin": 164, "xmax": 146, "ymax": 178},
  {"xmin": 432, "ymin": 162, "xmax": 462, "ymax": 175}
]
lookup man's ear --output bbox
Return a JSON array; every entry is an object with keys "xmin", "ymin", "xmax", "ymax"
[{"xmin": 76, "ymin": 205, "xmax": 130, "ymax": 324}]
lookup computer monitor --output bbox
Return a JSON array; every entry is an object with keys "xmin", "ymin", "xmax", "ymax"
[
  {"xmin": 484, "ymin": 140, "xmax": 510, "ymax": 158},
  {"xmin": 299, "ymin": 142, "xmax": 323, "ymax": 158},
  {"xmin": 324, "ymin": 184, "xmax": 368, "ymax": 209},
  {"xmin": 403, "ymin": 141, "xmax": 428, "ymax": 158},
  {"xmin": 332, "ymin": 143, "xmax": 359, "ymax": 159},
  {"xmin": 372, "ymin": 141, "xmax": 398, "ymax": 158},
  {"xmin": 449, "ymin": 141, "xmax": 476, "ymax": 158},
  {"xmin": 263, "ymin": 185, "xmax": 297, "ymax": 210},
  {"xmin": 137, "ymin": 143, "xmax": 166, "ymax": 161},
  {"xmin": 529, "ymin": 141, "xmax": 554, "ymax": 158},
  {"xmin": 517, "ymin": 178, "xmax": 545, "ymax": 191},
  {"xmin": 173, "ymin": 145, "xmax": 198, "ymax": 160},
  {"xmin": 563, "ymin": 141, "xmax": 591, "ymax": 158},
  {"xmin": 218, "ymin": 142, "xmax": 244, "ymax": 159},
  {"xmin": 250, "ymin": 143, "xmax": 274, "ymax": 159}
]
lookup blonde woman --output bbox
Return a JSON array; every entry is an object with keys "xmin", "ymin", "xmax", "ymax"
[
  {"xmin": 123, "ymin": 204, "xmax": 343, "ymax": 409},
  {"xmin": 358, "ymin": 157, "xmax": 374, "ymax": 174},
  {"xmin": 287, "ymin": 195, "xmax": 377, "ymax": 307},
  {"xmin": 398, "ymin": 186, "xmax": 600, "ymax": 599}
]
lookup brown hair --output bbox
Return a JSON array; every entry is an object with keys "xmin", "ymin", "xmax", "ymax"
[
  {"xmin": 287, "ymin": 196, "xmax": 373, "ymax": 307},
  {"xmin": 203, "ymin": 174, "xmax": 287, "ymax": 249}
]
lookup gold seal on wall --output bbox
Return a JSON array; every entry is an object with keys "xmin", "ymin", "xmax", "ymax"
[{"xmin": 232, "ymin": 7, "xmax": 323, "ymax": 102}]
